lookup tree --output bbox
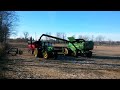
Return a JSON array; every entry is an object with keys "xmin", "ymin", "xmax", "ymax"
[
  {"xmin": 62, "ymin": 33, "xmax": 66, "ymax": 39},
  {"xmin": 78, "ymin": 35, "xmax": 89, "ymax": 41},
  {"xmin": 56, "ymin": 32, "xmax": 61, "ymax": 38},
  {"xmin": 91, "ymin": 35, "xmax": 94, "ymax": 41},
  {"xmin": 78, "ymin": 35, "xmax": 83, "ymax": 39},
  {"xmin": 56, "ymin": 32, "xmax": 62, "ymax": 43},
  {"xmin": 0, "ymin": 11, "xmax": 18, "ymax": 43},
  {"xmin": 45, "ymin": 32, "xmax": 51, "ymax": 40},
  {"xmin": 61, "ymin": 33, "xmax": 66, "ymax": 43},
  {"xmin": 95, "ymin": 35, "xmax": 105, "ymax": 45},
  {"xmin": 108, "ymin": 39, "xmax": 112, "ymax": 46},
  {"xmin": 23, "ymin": 32, "xmax": 29, "ymax": 40}
]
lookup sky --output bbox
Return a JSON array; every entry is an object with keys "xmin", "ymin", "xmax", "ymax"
[{"xmin": 12, "ymin": 11, "xmax": 120, "ymax": 41}]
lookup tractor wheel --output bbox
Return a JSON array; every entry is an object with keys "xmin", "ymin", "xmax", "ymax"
[
  {"xmin": 63, "ymin": 48, "xmax": 69, "ymax": 56},
  {"xmin": 53, "ymin": 51, "xmax": 58, "ymax": 59},
  {"xmin": 31, "ymin": 50, "xmax": 34, "ymax": 54},
  {"xmin": 86, "ymin": 51, "xmax": 92, "ymax": 58},
  {"xmin": 73, "ymin": 51, "xmax": 78, "ymax": 57},
  {"xmin": 29, "ymin": 49, "xmax": 34, "ymax": 54},
  {"xmin": 43, "ymin": 51, "xmax": 49, "ymax": 59},
  {"xmin": 34, "ymin": 48, "xmax": 38, "ymax": 58}
]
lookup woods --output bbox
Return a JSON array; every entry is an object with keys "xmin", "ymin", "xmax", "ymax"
[
  {"xmin": 0, "ymin": 11, "xmax": 18, "ymax": 59},
  {"xmin": 0, "ymin": 11, "xmax": 18, "ymax": 44}
]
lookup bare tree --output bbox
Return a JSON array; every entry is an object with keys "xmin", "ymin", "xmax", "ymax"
[
  {"xmin": 48, "ymin": 32, "xmax": 51, "ymax": 40},
  {"xmin": 56, "ymin": 32, "xmax": 61, "ymax": 43},
  {"xmin": 45, "ymin": 32, "xmax": 51, "ymax": 40},
  {"xmin": 60, "ymin": 32, "xmax": 66, "ymax": 43},
  {"xmin": 78, "ymin": 35, "xmax": 89, "ymax": 41},
  {"xmin": 62, "ymin": 33, "xmax": 66, "ymax": 39},
  {"xmin": 0, "ymin": 11, "xmax": 18, "ymax": 43},
  {"xmin": 83, "ymin": 36, "xmax": 89, "ymax": 41},
  {"xmin": 56, "ymin": 32, "xmax": 61, "ymax": 38},
  {"xmin": 108, "ymin": 39, "xmax": 112, "ymax": 46},
  {"xmin": 23, "ymin": 32, "xmax": 29, "ymax": 40},
  {"xmin": 78, "ymin": 35, "xmax": 83, "ymax": 39},
  {"xmin": 95, "ymin": 35, "xmax": 105, "ymax": 45},
  {"xmin": 91, "ymin": 35, "xmax": 94, "ymax": 41}
]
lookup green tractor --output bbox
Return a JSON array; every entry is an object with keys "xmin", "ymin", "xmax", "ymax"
[
  {"xmin": 63, "ymin": 37, "xmax": 94, "ymax": 58},
  {"xmin": 30, "ymin": 34, "xmax": 94, "ymax": 59},
  {"xmin": 29, "ymin": 40, "xmax": 58, "ymax": 59}
]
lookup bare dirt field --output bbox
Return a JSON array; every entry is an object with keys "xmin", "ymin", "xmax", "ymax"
[{"xmin": 0, "ymin": 42, "xmax": 120, "ymax": 79}]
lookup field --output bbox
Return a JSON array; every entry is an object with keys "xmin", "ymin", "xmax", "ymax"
[{"xmin": 0, "ymin": 42, "xmax": 120, "ymax": 79}]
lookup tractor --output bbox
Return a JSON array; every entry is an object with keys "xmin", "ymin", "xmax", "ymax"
[
  {"xmin": 28, "ymin": 34, "xmax": 94, "ymax": 59},
  {"xmin": 28, "ymin": 36, "xmax": 58, "ymax": 59},
  {"xmin": 63, "ymin": 37, "xmax": 94, "ymax": 58},
  {"xmin": 38, "ymin": 34, "xmax": 94, "ymax": 58}
]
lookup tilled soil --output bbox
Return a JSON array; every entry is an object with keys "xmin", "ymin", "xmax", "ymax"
[
  {"xmin": 0, "ymin": 44, "xmax": 120, "ymax": 79},
  {"xmin": 0, "ymin": 54, "xmax": 120, "ymax": 79}
]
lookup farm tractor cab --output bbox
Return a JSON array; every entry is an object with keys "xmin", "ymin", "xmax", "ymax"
[{"xmin": 28, "ymin": 34, "xmax": 94, "ymax": 59}]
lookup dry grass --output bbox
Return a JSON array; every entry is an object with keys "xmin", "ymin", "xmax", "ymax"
[{"xmin": 93, "ymin": 45, "xmax": 120, "ymax": 56}]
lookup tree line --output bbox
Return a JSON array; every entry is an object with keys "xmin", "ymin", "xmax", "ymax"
[{"xmin": 9, "ymin": 31, "xmax": 120, "ymax": 46}]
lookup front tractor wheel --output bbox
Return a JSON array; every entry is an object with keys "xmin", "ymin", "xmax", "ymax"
[
  {"xmin": 34, "ymin": 48, "xmax": 38, "ymax": 58},
  {"xmin": 43, "ymin": 51, "xmax": 49, "ymax": 59}
]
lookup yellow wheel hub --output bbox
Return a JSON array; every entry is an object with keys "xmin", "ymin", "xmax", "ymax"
[
  {"xmin": 34, "ymin": 48, "xmax": 38, "ymax": 58},
  {"xmin": 64, "ymin": 48, "xmax": 68, "ymax": 55},
  {"xmin": 44, "ymin": 51, "xmax": 48, "ymax": 59}
]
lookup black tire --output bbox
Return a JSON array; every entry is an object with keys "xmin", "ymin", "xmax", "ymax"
[
  {"xmin": 86, "ymin": 51, "xmax": 92, "ymax": 58},
  {"xmin": 53, "ymin": 51, "xmax": 58, "ymax": 59},
  {"xmin": 80, "ymin": 52, "xmax": 85, "ymax": 57},
  {"xmin": 30, "ymin": 50, "xmax": 34, "ymax": 54},
  {"xmin": 32, "ymin": 50, "xmax": 34, "ymax": 54},
  {"xmin": 37, "ymin": 48, "xmax": 43, "ymax": 58},
  {"xmin": 73, "ymin": 51, "xmax": 78, "ymax": 57}
]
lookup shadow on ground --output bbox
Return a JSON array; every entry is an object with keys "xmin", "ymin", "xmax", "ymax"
[{"xmin": 92, "ymin": 55, "xmax": 120, "ymax": 60}]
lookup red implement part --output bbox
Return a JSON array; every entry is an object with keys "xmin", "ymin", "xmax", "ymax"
[{"xmin": 28, "ymin": 44, "xmax": 35, "ymax": 50}]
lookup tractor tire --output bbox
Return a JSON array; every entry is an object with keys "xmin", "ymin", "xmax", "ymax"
[
  {"xmin": 86, "ymin": 51, "xmax": 92, "ymax": 58},
  {"xmin": 29, "ymin": 49, "xmax": 34, "ymax": 54},
  {"xmin": 53, "ymin": 51, "xmax": 58, "ymax": 59},
  {"xmin": 63, "ymin": 48, "xmax": 69, "ymax": 56},
  {"xmin": 73, "ymin": 51, "xmax": 78, "ymax": 57},
  {"xmin": 43, "ymin": 51, "xmax": 49, "ymax": 59},
  {"xmin": 34, "ymin": 48, "xmax": 38, "ymax": 58}
]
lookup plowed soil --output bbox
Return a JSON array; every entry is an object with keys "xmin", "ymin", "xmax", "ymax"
[{"xmin": 0, "ymin": 43, "xmax": 120, "ymax": 79}]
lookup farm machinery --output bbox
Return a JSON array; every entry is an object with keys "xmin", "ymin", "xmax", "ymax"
[
  {"xmin": 28, "ymin": 38, "xmax": 57, "ymax": 59},
  {"xmin": 63, "ymin": 37, "xmax": 94, "ymax": 57},
  {"xmin": 27, "ymin": 34, "xmax": 94, "ymax": 59}
]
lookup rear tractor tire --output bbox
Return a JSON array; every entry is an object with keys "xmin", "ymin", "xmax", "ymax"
[
  {"xmin": 72, "ymin": 51, "xmax": 78, "ymax": 57},
  {"xmin": 86, "ymin": 51, "xmax": 92, "ymax": 58},
  {"xmin": 63, "ymin": 48, "xmax": 71, "ymax": 56},
  {"xmin": 53, "ymin": 51, "xmax": 58, "ymax": 59}
]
